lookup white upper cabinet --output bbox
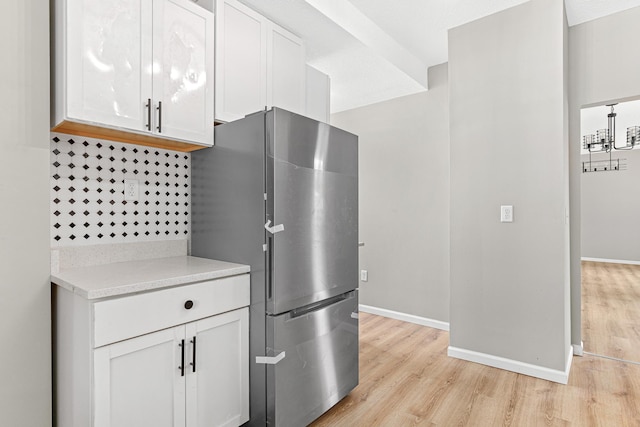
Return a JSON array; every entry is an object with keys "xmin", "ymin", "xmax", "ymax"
[
  {"xmin": 215, "ymin": 0, "xmax": 267, "ymax": 122},
  {"xmin": 53, "ymin": 0, "xmax": 215, "ymax": 148},
  {"xmin": 64, "ymin": 0, "xmax": 153, "ymax": 131},
  {"xmin": 152, "ymin": 0, "xmax": 215, "ymax": 144},
  {"xmin": 214, "ymin": 0, "xmax": 306, "ymax": 122},
  {"xmin": 305, "ymin": 65, "xmax": 330, "ymax": 123},
  {"xmin": 267, "ymin": 23, "xmax": 306, "ymax": 116}
]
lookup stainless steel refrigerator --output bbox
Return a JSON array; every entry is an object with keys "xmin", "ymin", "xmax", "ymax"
[{"xmin": 191, "ymin": 108, "xmax": 359, "ymax": 426}]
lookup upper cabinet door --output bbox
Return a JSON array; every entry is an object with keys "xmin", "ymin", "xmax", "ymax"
[
  {"xmin": 152, "ymin": 0, "xmax": 215, "ymax": 145},
  {"xmin": 66, "ymin": 0, "xmax": 153, "ymax": 131},
  {"xmin": 305, "ymin": 65, "xmax": 330, "ymax": 123},
  {"xmin": 215, "ymin": 0, "xmax": 267, "ymax": 123},
  {"xmin": 267, "ymin": 24, "xmax": 306, "ymax": 116}
]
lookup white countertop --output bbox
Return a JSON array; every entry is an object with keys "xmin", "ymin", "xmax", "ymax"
[{"xmin": 51, "ymin": 256, "xmax": 250, "ymax": 300}]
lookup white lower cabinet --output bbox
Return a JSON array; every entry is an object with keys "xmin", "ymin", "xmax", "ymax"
[
  {"xmin": 53, "ymin": 275, "xmax": 250, "ymax": 427},
  {"xmin": 185, "ymin": 311, "xmax": 249, "ymax": 427},
  {"xmin": 94, "ymin": 309, "xmax": 248, "ymax": 427},
  {"xmin": 94, "ymin": 327, "xmax": 186, "ymax": 427}
]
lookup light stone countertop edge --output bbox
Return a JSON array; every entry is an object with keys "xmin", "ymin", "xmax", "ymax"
[{"xmin": 51, "ymin": 256, "xmax": 250, "ymax": 300}]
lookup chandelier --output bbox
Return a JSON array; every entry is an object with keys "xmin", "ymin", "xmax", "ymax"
[{"xmin": 582, "ymin": 104, "xmax": 639, "ymax": 172}]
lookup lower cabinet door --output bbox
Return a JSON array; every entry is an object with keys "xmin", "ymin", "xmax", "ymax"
[
  {"xmin": 185, "ymin": 308, "xmax": 249, "ymax": 427},
  {"xmin": 93, "ymin": 326, "xmax": 186, "ymax": 427}
]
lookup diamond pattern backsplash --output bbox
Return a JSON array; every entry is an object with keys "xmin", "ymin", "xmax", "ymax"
[{"xmin": 50, "ymin": 134, "xmax": 191, "ymax": 246}]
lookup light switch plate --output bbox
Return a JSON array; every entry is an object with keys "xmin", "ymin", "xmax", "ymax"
[{"xmin": 501, "ymin": 205, "xmax": 513, "ymax": 223}]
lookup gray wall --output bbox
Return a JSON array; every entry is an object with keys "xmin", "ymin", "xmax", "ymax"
[
  {"xmin": 448, "ymin": 0, "xmax": 571, "ymax": 371},
  {"xmin": 581, "ymin": 149, "xmax": 640, "ymax": 262},
  {"xmin": 569, "ymin": 5, "xmax": 640, "ymax": 346},
  {"xmin": 330, "ymin": 64, "xmax": 450, "ymax": 323},
  {"xmin": 0, "ymin": 1, "xmax": 52, "ymax": 425}
]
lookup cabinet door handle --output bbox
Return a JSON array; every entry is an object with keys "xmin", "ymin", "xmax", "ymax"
[
  {"xmin": 156, "ymin": 101, "xmax": 162, "ymax": 133},
  {"xmin": 145, "ymin": 98, "xmax": 151, "ymax": 131},
  {"xmin": 179, "ymin": 339, "xmax": 185, "ymax": 377},
  {"xmin": 190, "ymin": 336, "xmax": 197, "ymax": 373}
]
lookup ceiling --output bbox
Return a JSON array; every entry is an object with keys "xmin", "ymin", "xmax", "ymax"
[{"xmin": 238, "ymin": 0, "xmax": 640, "ymax": 113}]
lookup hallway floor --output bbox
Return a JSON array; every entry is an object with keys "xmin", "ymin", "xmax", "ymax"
[{"xmin": 312, "ymin": 311, "xmax": 640, "ymax": 426}]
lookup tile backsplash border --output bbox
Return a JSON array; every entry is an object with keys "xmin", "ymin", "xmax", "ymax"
[{"xmin": 50, "ymin": 133, "xmax": 191, "ymax": 247}]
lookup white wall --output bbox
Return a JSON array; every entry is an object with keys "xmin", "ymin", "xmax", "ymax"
[
  {"xmin": 0, "ymin": 1, "xmax": 52, "ymax": 425},
  {"xmin": 581, "ymin": 149, "xmax": 640, "ymax": 263},
  {"xmin": 448, "ymin": 0, "xmax": 571, "ymax": 379},
  {"xmin": 331, "ymin": 64, "xmax": 450, "ymax": 324}
]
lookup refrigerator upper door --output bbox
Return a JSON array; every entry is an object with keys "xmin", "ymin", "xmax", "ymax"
[{"xmin": 266, "ymin": 108, "xmax": 358, "ymax": 315}]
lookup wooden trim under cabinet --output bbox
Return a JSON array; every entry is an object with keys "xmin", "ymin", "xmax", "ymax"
[{"xmin": 52, "ymin": 120, "xmax": 212, "ymax": 152}]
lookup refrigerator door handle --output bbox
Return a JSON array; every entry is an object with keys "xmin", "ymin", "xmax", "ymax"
[
  {"xmin": 289, "ymin": 291, "xmax": 355, "ymax": 319},
  {"xmin": 264, "ymin": 220, "xmax": 285, "ymax": 234},
  {"xmin": 267, "ymin": 236, "xmax": 273, "ymax": 300},
  {"xmin": 255, "ymin": 351, "xmax": 286, "ymax": 365}
]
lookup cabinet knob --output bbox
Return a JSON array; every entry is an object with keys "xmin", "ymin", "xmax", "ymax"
[{"xmin": 184, "ymin": 300, "xmax": 194, "ymax": 310}]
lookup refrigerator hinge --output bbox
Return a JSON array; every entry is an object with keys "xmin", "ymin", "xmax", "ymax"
[
  {"xmin": 255, "ymin": 351, "xmax": 286, "ymax": 365},
  {"xmin": 264, "ymin": 192, "xmax": 267, "ymax": 201},
  {"xmin": 351, "ymin": 312, "xmax": 359, "ymax": 319},
  {"xmin": 263, "ymin": 243, "xmax": 268, "ymax": 252},
  {"xmin": 265, "ymin": 220, "xmax": 285, "ymax": 234}
]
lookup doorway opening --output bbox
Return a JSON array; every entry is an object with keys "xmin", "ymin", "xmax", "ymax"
[{"xmin": 580, "ymin": 99, "xmax": 640, "ymax": 364}]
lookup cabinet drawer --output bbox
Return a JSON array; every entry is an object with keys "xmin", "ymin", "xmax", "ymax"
[{"xmin": 93, "ymin": 274, "xmax": 249, "ymax": 348}]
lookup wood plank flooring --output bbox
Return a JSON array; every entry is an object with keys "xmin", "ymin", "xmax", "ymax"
[
  {"xmin": 311, "ymin": 312, "xmax": 640, "ymax": 426},
  {"xmin": 582, "ymin": 261, "xmax": 640, "ymax": 363}
]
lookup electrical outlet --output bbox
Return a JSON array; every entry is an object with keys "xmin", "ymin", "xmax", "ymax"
[
  {"xmin": 501, "ymin": 205, "xmax": 513, "ymax": 223},
  {"xmin": 360, "ymin": 270, "xmax": 368, "ymax": 282},
  {"xmin": 124, "ymin": 179, "xmax": 139, "ymax": 201}
]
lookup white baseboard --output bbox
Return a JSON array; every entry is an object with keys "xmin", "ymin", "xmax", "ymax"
[
  {"xmin": 447, "ymin": 345, "xmax": 573, "ymax": 384},
  {"xmin": 581, "ymin": 257, "xmax": 640, "ymax": 266},
  {"xmin": 359, "ymin": 304, "xmax": 449, "ymax": 331},
  {"xmin": 573, "ymin": 341, "xmax": 584, "ymax": 357}
]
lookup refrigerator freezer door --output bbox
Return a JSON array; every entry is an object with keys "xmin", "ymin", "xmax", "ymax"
[
  {"xmin": 266, "ymin": 290, "xmax": 358, "ymax": 427},
  {"xmin": 266, "ymin": 108, "xmax": 358, "ymax": 315}
]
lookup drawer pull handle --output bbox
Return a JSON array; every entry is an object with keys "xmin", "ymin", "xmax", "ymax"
[{"xmin": 184, "ymin": 300, "xmax": 194, "ymax": 310}]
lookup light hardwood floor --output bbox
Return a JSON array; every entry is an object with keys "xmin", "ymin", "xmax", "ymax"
[
  {"xmin": 582, "ymin": 261, "xmax": 640, "ymax": 363},
  {"xmin": 312, "ymin": 312, "xmax": 640, "ymax": 426}
]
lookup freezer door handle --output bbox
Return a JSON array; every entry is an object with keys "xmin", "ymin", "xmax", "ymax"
[
  {"xmin": 265, "ymin": 220, "xmax": 285, "ymax": 234},
  {"xmin": 256, "ymin": 351, "xmax": 286, "ymax": 365}
]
